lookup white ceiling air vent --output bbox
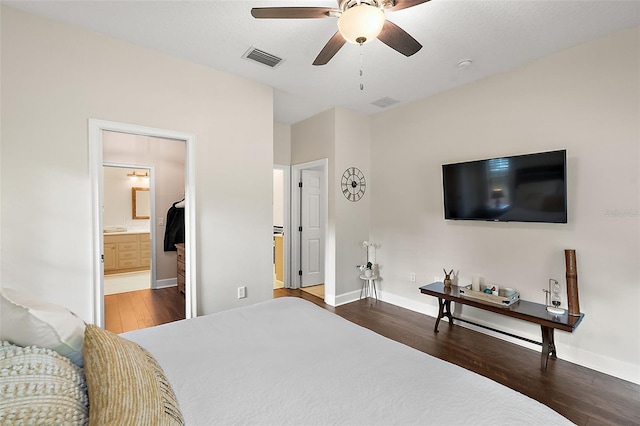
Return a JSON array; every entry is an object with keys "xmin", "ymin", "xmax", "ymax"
[
  {"xmin": 371, "ymin": 97, "xmax": 400, "ymax": 108},
  {"xmin": 243, "ymin": 46, "xmax": 283, "ymax": 68}
]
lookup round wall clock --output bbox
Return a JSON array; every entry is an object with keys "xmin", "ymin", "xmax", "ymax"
[{"xmin": 341, "ymin": 167, "xmax": 366, "ymax": 202}]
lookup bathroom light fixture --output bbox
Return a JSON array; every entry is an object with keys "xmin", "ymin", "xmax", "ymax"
[
  {"xmin": 127, "ymin": 170, "xmax": 149, "ymax": 179},
  {"xmin": 337, "ymin": 3, "xmax": 385, "ymax": 45}
]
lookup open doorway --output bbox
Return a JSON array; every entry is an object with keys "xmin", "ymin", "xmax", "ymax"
[
  {"xmin": 291, "ymin": 159, "xmax": 329, "ymax": 302},
  {"xmin": 102, "ymin": 164, "xmax": 153, "ymax": 296},
  {"xmin": 273, "ymin": 165, "xmax": 291, "ymax": 290},
  {"xmin": 89, "ymin": 119, "xmax": 197, "ymax": 329}
]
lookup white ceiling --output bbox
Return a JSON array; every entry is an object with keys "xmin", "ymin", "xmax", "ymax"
[{"xmin": 5, "ymin": 0, "xmax": 639, "ymax": 124}]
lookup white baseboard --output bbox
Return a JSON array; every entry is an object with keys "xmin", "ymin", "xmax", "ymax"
[
  {"xmin": 154, "ymin": 278, "xmax": 177, "ymax": 289},
  {"xmin": 334, "ymin": 290, "xmax": 361, "ymax": 306},
  {"xmin": 378, "ymin": 291, "xmax": 440, "ymax": 318},
  {"xmin": 324, "ymin": 293, "xmax": 336, "ymax": 306}
]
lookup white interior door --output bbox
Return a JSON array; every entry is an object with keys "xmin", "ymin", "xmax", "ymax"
[{"xmin": 301, "ymin": 169, "xmax": 324, "ymax": 287}]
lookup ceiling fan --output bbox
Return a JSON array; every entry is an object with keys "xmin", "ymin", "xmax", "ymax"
[{"xmin": 251, "ymin": 0, "xmax": 429, "ymax": 65}]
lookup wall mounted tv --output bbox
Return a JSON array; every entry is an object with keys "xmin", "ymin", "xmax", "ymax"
[{"xmin": 442, "ymin": 150, "xmax": 567, "ymax": 223}]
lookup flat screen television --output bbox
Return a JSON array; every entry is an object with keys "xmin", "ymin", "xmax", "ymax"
[{"xmin": 442, "ymin": 150, "xmax": 567, "ymax": 223}]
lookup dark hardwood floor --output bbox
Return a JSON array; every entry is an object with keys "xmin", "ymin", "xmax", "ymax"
[
  {"xmin": 104, "ymin": 287, "xmax": 185, "ymax": 334},
  {"xmin": 275, "ymin": 288, "xmax": 640, "ymax": 426}
]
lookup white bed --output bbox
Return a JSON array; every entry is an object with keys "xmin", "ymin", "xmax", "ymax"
[{"xmin": 122, "ymin": 297, "xmax": 573, "ymax": 425}]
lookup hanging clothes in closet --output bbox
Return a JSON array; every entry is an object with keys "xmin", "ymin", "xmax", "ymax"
[{"xmin": 164, "ymin": 199, "xmax": 185, "ymax": 251}]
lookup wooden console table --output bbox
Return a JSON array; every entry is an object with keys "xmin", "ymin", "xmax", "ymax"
[{"xmin": 419, "ymin": 282, "xmax": 584, "ymax": 370}]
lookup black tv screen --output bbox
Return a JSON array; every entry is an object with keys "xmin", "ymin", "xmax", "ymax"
[{"xmin": 442, "ymin": 150, "xmax": 567, "ymax": 223}]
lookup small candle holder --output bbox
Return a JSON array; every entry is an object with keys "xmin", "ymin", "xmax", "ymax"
[{"xmin": 544, "ymin": 279, "xmax": 565, "ymax": 314}]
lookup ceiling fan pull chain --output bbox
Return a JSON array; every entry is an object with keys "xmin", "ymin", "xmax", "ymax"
[{"xmin": 359, "ymin": 41, "xmax": 364, "ymax": 91}]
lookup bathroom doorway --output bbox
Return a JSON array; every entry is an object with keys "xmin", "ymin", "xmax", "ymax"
[
  {"xmin": 102, "ymin": 164, "xmax": 153, "ymax": 296},
  {"xmin": 89, "ymin": 119, "xmax": 197, "ymax": 328}
]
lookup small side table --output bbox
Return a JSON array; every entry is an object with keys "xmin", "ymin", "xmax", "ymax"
[{"xmin": 359, "ymin": 274, "xmax": 378, "ymax": 300}]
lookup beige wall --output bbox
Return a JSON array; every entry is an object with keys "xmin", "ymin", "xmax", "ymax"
[
  {"xmin": 291, "ymin": 109, "xmax": 336, "ymax": 166},
  {"xmin": 103, "ymin": 131, "xmax": 186, "ymax": 282},
  {"xmin": 291, "ymin": 108, "xmax": 372, "ymax": 303},
  {"xmin": 334, "ymin": 109, "xmax": 371, "ymax": 299},
  {"xmin": 369, "ymin": 27, "xmax": 639, "ymax": 383},
  {"xmin": 291, "ymin": 109, "xmax": 336, "ymax": 298},
  {"xmin": 103, "ymin": 167, "xmax": 151, "ymax": 228},
  {"xmin": 274, "ymin": 122, "xmax": 291, "ymax": 165},
  {"xmin": 0, "ymin": 6, "xmax": 274, "ymax": 319}
]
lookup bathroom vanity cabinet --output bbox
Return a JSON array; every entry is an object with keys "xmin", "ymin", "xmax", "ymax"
[{"xmin": 104, "ymin": 232, "xmax": 150, "ymax": 275}]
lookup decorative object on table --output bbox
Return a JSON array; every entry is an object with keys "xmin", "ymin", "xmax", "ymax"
[
  {"xmin": 341, "ymin": 167, "xmax": 366, "ymax": 202},
  {"xmin": 358, "ymin": 241, "xmax": 379, "ymax": 298},
  {"xmin": 564, "ymin": 249, "xmax": 581, "ymax": 316},
  {"xmin": 358, "ymin": 262, "xmax": 378, "ymax": 300},
  {"xmin": 483, "ymin": 284, "xmax": 499, "ymax": 295},
  {"xmin": 359, "ymin": 241, "xmax": 378, "ymax": 277},
  {"xmin": 443, "ymin": 269, "xmax": 453, "ymax": 287},
  {"xmin": 361, "ymin": 262, "xmax": 373, "ymax": 278},
  {"xmin": 357, "ymin": 262, "xmax": 374, "ymax": 275},
  {"xmin": 459, "ymin": 285, "xmax": 520, "ymax": 307},
  {"xmin": 544, "ymin": 279, "xmax": 565, "ymax": 314},
  {"xmin": 362, "ymin": 240, "xmax": 376, "ymax": 264},
  {"xmin": 471, "ymin": 276, "xmax": 482, "ymax": 292}
]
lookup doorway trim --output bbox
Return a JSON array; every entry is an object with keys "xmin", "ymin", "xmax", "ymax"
[
  {"xmin": 291, "ymin": 159, "xmax": 333, "ymax": 303},
  {"xmin": 273, "ymin": 164, "xmax": 291, "ymax": 289},
  {"xmin": 88, "ymin": 119, "xmax": 197, "ymax": 327},
  {"xmin": 102, "ymin": 163, "xmax": 157, "ymax": 290}
]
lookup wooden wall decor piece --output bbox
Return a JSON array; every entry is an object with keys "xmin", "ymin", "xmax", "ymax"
[
  {"xmin": 443, "ymin": 269, "xmax": 453, "ymax": 287},
  {"xmin": 565, "ymin": 249, "xmax": 581, "ymax": 317}
]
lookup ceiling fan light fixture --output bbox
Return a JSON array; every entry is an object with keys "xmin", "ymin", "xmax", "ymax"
[{"xmin": 337, "ymin": 4, "xmax": 385, "ymax": 45}]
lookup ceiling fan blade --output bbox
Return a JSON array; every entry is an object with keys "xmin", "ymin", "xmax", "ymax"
[
  {"xmin": 387, "ymin": 0, "xmax": 431, "ymax": 12},
  {"xmin": 313, "ymin": 32, "xmax": 346, "ymax": 66},
  {"xmin": 377, "ymin": 20, "xmax": 422, "ymax": 57},
  {"xmin": 251, "ymin": 7, "xmax": 334, "ymax": 19}
]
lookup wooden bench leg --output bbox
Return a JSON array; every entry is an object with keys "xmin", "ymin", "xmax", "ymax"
[
  {"xmin": 434, "ymin": 299, "xmax": 453, "ymax": 332},
  {"xmin": 541, "ymin": 326, "xmax": 557, "ymax": 370}
]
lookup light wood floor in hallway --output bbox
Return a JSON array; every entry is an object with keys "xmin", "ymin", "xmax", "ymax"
[{"xmin": 301, "ymin": 284, "xmax": 324, "ymax": 298}]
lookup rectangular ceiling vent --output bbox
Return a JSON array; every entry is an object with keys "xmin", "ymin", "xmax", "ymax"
[
  {"xmin": 371, "ymin": 97, "xmax": 400, "ymax": 108},
  {"xmin": 243, "ymin": 47, "xmax": 283, "ymax": 68}
]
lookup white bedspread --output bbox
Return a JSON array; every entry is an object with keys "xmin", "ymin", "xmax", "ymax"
[{"xmin": 123, "ymin": 297, "xmax": 573, "ymax": 425}]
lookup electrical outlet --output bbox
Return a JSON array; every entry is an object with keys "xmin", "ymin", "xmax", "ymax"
[
  {"xmin": 237, "ymin": 286, "xmax": 247, "ymax": 299},
  {"xmin": 409, "ymin": 273, "xmax": 416, "ymax": 282}
]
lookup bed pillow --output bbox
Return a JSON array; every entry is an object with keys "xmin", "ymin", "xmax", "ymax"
[
  {"xmin": 83, "ymin": 325, "xmax": 184, "ymax": 426},
  {"xmin": 0, "ymin": 288, "xmax": 85, "ymax": 367},
  {"xmin": 0, "ymin": 341, "xmax": 89, "ymax": 424}
]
